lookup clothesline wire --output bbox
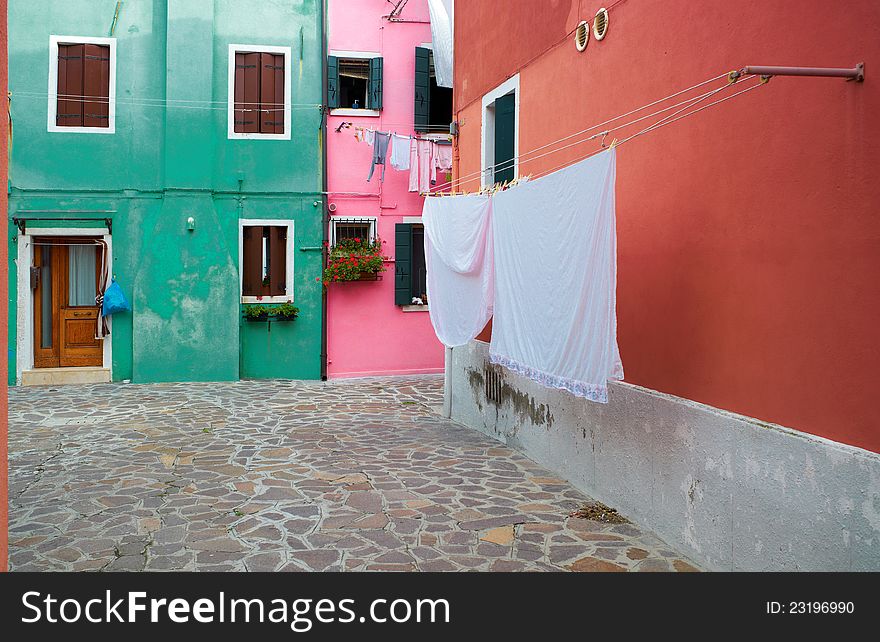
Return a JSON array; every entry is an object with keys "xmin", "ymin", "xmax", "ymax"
[
  {"xmin": 14, "ymin": 91, "xmax": 453, "ymax": 129},
  {"xmin": 431, "ymin": 71, "xmax": 735, "ymax": 192},
  {"xmin": 444, "ymin": 77, "xmax": 764, "ymax": 192},
  {"xmin": 431, "ymin": 77, "xmax": 740, "ymax": 192},
  {"xmin": 10, "ymin": 92, "xmax": 320, "ymax": 112},
  {"xmin": 515, "ymin": 78, "xmax": 766, "ymax": 184},
  {"xmin": 430, "ymin": 72, "xmax": 763, "ymax": 193},
  {"xmin": 11, "ymin": 90, "xmax": 322, "ymax": 108},
  {"xmin": 347, "ymin": 124, "xmax": 452, "ymax": 142}
]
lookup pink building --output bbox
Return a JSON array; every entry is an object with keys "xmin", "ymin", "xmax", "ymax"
[{"xmin": 325, "ymin": 0, "xmax": 451, "ymax": 377}]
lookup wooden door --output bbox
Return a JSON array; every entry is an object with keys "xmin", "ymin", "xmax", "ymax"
[{"xmin": 33, "ymin": 238, "xmax": 104, "ymax": 368}]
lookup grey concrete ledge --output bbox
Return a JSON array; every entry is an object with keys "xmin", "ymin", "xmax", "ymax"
[{"xmin": 447, "ymin": 341, "xmax": 880, "ymax": 571}]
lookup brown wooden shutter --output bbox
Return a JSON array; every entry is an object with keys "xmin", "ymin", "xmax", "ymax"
[
  {"xmin": 234, "ymin": 53, "xmax": 247, "ymax": 133},
  {"xmin": 242, "ymin": 226, "xmax": 263, "ymax": 296},
  {"xmin": 274, "ymin": 54, "xmax": 285, "ymax": 134},
  {"xmin": 57, "ymin": 44, "xmax": 84, "ymax": 127},
  {"xmin": 234, "ymin": 52, "xmax": 260, "ymax": 133},
  {"xmin": 82, "ymin": 44, "xmax": 110, "ymax": 128},
  {"xmin": 259, "ymin": 53, "xmax": 282, "ymax": 134},
  {"xmin": 269, "ymin": 226, "xmax": 287, "ymax": 296}
]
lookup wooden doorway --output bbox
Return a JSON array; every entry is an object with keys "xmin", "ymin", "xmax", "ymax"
[{"xmin": 33, "ymin": 237, "xmax": 104, "ymax": 368}]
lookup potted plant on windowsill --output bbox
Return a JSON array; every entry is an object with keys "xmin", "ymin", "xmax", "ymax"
[{"xmin": 321, "ymin": 237, "xmax": 388, "ymax": 285}]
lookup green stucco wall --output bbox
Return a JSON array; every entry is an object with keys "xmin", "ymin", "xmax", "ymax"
[{"xmin": 7, "ymin": 0, "xmax": 324, "ymax": 384}]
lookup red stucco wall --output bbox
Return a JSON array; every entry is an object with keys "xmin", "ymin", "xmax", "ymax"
[
  {"xmin": 454, "ymin": 0, "xmax": 880, "ymax": 453},
  {"xmin": 1, "ymin": 0, "xmax": 9, "ymax": 571}
]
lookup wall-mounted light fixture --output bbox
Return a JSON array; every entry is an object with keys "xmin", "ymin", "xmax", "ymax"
[{"xmin": 187, "ymin": 217, "xmax": 195, "ymax": 231}]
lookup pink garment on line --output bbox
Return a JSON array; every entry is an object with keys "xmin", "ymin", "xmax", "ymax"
[
  {"xmin": 409, "ymin": 138, "xmax": 433, "ymax": 193},
  {"xmin": 432, "ymin": 143, "xmax": 453, "ymax": 183}
]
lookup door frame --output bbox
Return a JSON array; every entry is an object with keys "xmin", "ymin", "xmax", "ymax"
[
  {"xmin": 480, "ymin": 73, "xmax": 520, "ymax": 188},
  {"xmin": 16, "ymin": 226, "xmax": 113, "ymax": 383}
]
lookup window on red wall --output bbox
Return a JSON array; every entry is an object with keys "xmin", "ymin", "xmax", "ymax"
[
  {"xmin": 56, "ymin": 43, "xmax": 110, "ymax": 128},
  {"xmin": 233, "ymin": 51, "xmax": 286, "ymax": 134}
]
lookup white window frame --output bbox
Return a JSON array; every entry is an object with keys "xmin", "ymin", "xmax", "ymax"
[
  {"xmin": 329, "ymin": 49, "xmax": 381, "ymax": 117},
  {"xmin": 328, "ymin": 216, "xmax": 377, "ymax": 247},
  {"xmin": 47, "ymin": 35, "xmax": 117, "ymax": 134},
  {"xmin": 228, "ymin": 44, "xmax": 292, "ymax": 140},
  {"xmin": 238, "ymin": 219, "xmax": 295, "ymax": 303},
  {"xmin": 481, "ymin": 73, "xmax": 520, "ymax": 188}
]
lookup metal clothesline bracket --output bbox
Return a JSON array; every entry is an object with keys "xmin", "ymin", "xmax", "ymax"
[{"xmin": 741, "ymin": 63, "xmax": 864, "ymax": 82}]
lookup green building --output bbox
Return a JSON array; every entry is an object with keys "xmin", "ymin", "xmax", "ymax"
[{"xmin": 7, "ymin": 0, "xmax": 326, "ymax": 385}]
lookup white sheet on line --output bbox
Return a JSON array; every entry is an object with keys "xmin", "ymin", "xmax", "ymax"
[
  {"xmin": 489, "ymin": 149, "xmax": 623, "ymax": 403},
  {"xmin": 422, "ymin": 194, "xmax": 494, "ymax": 347}
]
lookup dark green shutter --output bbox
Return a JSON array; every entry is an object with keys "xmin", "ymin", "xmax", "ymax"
[
  {"xmin": 494, "ymin": 93, "xmax": 516, "ymax": 184},
  {"xmin": 395, "ymin": 223, "xmax": 413, "ymax": 306},
  {"xmin": 414, "ymin": 47, "xmax": 431, "ymax": 132},
  {"xmin": 327, "ymin": 55, "xmax": 339, "ymax": 109},
  {"xmin": 369, "ymin": 57, "xmax": 383, "ymax": 110}
]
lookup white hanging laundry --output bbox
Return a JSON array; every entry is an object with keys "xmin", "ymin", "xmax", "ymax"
[
  {"xmin": 423, "ymin": 194, "xmax": 494, "ymax": 347},
  {"xmin": 390, "ymin": 133, "xmax": 411, "ymax": 171},
  {"xmin": 489, "ymin": 149, "xmax": 622, "ymax": 403},
  {"xmin": 427, "ymin": 0, "xmax": 454, "ymax": 89}
]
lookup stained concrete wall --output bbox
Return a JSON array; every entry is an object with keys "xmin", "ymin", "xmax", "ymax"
[{"xmin": 448, "ymin": 341, "xmax": 880, "ymax": 571}]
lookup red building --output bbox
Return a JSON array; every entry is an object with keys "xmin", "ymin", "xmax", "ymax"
[{"xmin": 447, "ymin": 0, "xmax": 880, "ymax": 570}]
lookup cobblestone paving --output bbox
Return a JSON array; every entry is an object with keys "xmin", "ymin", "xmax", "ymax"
[{"xmin": 9, "ymin": 376, "xmax": 699, "ymax": 572}]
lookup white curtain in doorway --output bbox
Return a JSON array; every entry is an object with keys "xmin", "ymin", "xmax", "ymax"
[{"xmin": 68, "ymin": 244, "xmax": 97, "ymax": 306}]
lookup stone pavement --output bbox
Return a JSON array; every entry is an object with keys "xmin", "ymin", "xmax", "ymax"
[{"xmin": 8, "ymin": 376, "xmax": 699, "ymax": 572}]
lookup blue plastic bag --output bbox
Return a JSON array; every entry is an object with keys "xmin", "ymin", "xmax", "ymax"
[{"xmin": 102, "ymin": 279, "xmax": 131, "ymax": 316}]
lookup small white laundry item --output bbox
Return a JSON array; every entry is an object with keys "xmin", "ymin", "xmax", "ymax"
[
  {"xmin": 489, "ymin": 149, "xmax": 622, "ymax": 403},
  {"xmin": 422, "ymin": 194, "xmax": 494, "ymax": 347},
  {"xmin": 390, "ymin": 134, "xmax": 411, "ymax": 170}
]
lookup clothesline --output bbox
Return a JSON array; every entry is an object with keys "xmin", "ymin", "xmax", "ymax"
[
  {"xmin": 10, "ymin": 92, "xmax": 321, "ymax": 111},
  {"xmin": 428, "ymin": 70, "xmax": 768, "ymax": 194},
  {"xmin": 344, "ymin": 124, "xmax": 454, "ymax": 191},
  {"xmin": 338, "ymin": 122, "xmax": 452, "ymax": 142}
]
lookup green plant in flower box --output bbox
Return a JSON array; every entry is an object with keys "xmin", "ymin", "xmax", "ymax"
[
  {"xmin": 243, "ymin": 304, "xmax": 270, "ymax": 320},
  {"xmin": 275, "ymin": 302, "xmax": 299, "ymax": 320},
  {"xmin": 321, "ymin": 237, "xmax": 388, "ymax": 284}
]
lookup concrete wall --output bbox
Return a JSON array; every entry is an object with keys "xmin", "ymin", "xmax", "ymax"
[
  {"xmin": 448, "ymin": 341, "xmax": 880, "ymax": 571},
  {"xmin": 452, "ymin": 0, "xmax": 880, "ymax": 453},
  {"xmin": 325, "ymin": 0, "xmax": 444, "ymax": 378},
  {"xmin": 7, "ymin": 0, "xmax": 325, "ymax": 383}
]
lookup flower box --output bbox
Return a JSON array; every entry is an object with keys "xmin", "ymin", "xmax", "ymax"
[{"xmin": 321, "ymin": 237, "xmax": 388, "ymax": 285}]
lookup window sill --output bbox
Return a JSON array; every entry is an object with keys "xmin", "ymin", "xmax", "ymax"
[
  {"xmin": 241, "ymin": 296, "xmax": 293, "ymax": 304},
  {"xmin": 228, "ymin": 132, "xmax": 291, "ymax": 141},
  {"xmin": 330, "ymin": 108, "xmax": 380, "ymax": 118},
  {"xmin": 48, "ymin": 125, "xmax": 115, "ymax": 134},
  {"xmin": 402, "ymin": 305, "xmax": 429, "ymax": 312}
]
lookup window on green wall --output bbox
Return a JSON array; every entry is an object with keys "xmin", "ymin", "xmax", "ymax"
[
  {"xmin": 48, "ymin": 35, "xmax": 116, "ymax": 134},
  {"xmin": 228, "ymin": 44, "xmax": 292, "ymax": 140},
  {"xmin": 239, "ymin": 220, "xmax": 295, "ymax": 303}
]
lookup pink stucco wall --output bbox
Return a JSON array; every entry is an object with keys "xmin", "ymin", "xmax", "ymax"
[{"xmin": 326, "ymin": 0, "xmax": 444, "ymax": 377}]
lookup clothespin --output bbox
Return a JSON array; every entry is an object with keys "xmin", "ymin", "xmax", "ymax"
[{"xmin": 608, "ymin": 138, "xmax": 618, "ymax": 149}]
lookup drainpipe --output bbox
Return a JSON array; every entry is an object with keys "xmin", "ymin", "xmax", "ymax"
[{"xmin": 319, "ymin": 0, "xmax": 329, "ymax": 381}]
